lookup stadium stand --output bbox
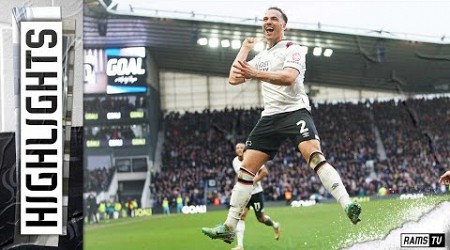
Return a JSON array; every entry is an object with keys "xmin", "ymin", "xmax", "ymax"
[
  {"xmin": 151, "ymin": 97, "xmax": 449, "ymax": 208},
  {"xmin": 84, "ymin": 166, "xmax": 116, "ymax": 193}
]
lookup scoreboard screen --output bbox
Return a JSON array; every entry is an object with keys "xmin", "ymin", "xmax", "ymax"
[
  {"xmin": 84, "ymin": 94, "xmax": 149, "ymax": 148},
  {"xmin": 84, "ymin": 47, "xmax": 147, "ymax": 94},
  {"xmin": 84, "ymin": 95, "xmax": 147, "ymax": 122},
  {"xmin": 85, "ymin": 124, "xmax": 149, "ymax": 148}
]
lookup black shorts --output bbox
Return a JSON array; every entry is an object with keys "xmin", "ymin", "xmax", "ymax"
[
  {"xmin": 246, "ymin": 191, "xmax": 265, "ymax": 216},
  {"xmin": 245, "ymin": 109, "xmax": 320, "ymax": 159}
]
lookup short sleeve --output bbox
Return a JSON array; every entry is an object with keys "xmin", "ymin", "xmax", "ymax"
[
  {"xmin": 232, "ymin": 157, "xmax": 241, "ymax": 174},
  {"xmin": 283, "ymin": 44, "xmax": 305, "ymax": 72}
]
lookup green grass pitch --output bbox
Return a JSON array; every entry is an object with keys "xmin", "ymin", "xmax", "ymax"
[{"xmin": 84, "ymin": 195, "xmax": 450, "ymax": 250}]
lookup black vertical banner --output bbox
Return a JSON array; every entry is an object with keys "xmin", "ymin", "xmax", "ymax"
[
  {"xmin": 0, "ymin": 132, "xmax": 16, "ymax": 248},
  {"xmin": 0, "ymin": 129, "xmax": 83, "ymax": 250}
]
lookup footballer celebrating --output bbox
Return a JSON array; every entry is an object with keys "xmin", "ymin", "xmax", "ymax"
[{"xmin": 202, "ymin": 6, "xmax": 361, "ymax": 244}]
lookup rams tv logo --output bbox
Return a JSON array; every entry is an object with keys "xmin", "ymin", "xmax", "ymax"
[
  {"xmin": 401, "ymin": 233, "xmax": 445, "ymax": 248},
  {"xmin": 20, "ymin": 21, "xmax": 63, "ymax": 235}
]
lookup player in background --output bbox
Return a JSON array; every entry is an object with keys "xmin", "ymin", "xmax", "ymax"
[
  {"xmin": 231, "ymin": 143, "xmax": 280, "ymax": 250},
  {"xmin": 439, "ymin": 171, "xmax": 450, "ymax": 185},
  {"xmin": 202, "ymin": 6, "xmax": 361, "ymax": 244}
]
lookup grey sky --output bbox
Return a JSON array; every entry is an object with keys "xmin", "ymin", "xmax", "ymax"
[{"xmin": 123, "ymin": 0, "xmax": 450, "ymax": 43}]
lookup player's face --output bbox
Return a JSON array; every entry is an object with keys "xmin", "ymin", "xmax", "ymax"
[
  {"xmin": 262, "ymin": 9, "xmax": 286, "ymax": 45},
  {"xmin": 235, "ymin": 143, "xmax": 245, "ymax": 157}
]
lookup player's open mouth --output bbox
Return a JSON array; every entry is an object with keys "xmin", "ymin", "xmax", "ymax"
[{"xmin": 265, "ymin": 27, "xmax": 274, "ymax": 35}]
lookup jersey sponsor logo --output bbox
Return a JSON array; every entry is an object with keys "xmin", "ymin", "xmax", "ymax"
[
  {"xmin": 256, "ymin": 61, "xmax": 269, "ymax": 71},
  {"xmin": 291, "ymin": 52, "xmax": 301, "ymax": 62}
]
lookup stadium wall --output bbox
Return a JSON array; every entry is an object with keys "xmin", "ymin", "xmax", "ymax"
[
  {"xmin": 159, "ymin": 71, "xmax": 403, "ymax": 113},
  {"xmin": 150, "ymin": 193, "xmax": 448, "ymax": 215}
]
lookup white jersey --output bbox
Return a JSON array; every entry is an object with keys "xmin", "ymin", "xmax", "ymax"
[
  {"xmin": 248, "ymin": 40, "xmax": 309, "ymax": 117},
  {"xmin": 232, "ymin": 156, "xmax": 264, "ymax": 194}
]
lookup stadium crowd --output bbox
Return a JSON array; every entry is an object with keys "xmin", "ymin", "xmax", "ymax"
[
  {"xmin": 85, "ymin": 125, "xmax": 139, "ymax": 140},
  {"xmin": 84, "ymin": 166, "xmax": 116, "ymax": 193},
  {"xmin": 151, "ymin": 97, "xmax": 449, "ymax": 208},
  {"xmin": 84, "ymin": 95, "xmax": 147, "ymax": 114},
  {"xmin": 372, "ymin": 98, "xmax": 450, "ymax": 194}
]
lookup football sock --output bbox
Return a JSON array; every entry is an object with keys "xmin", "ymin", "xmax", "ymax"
[
  {"xmin": 236, "ymin": 220, "xmax": 245, "ymax": 247},
  {"xmin": 263, "ymin": 215, "xmax": 274, "ymax": 227},
  {"xmin": 224, "ymin": 169, "xmax": 255, "ymax": 230},
  {"xmin": 316, "ymin": 163, "xmax": 352, "ymax": 209}
]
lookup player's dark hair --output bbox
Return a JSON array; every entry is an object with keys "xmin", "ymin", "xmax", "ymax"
[{"xmin": 268, "ymin": 6, "xmax": 288, "ymax": 24}]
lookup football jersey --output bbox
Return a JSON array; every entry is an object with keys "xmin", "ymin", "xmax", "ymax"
[
  {"xmin": 232, "ymin": 156, "xmax": 264, "ymax": 194},
  {"xmin": 248, "ymin": 40, "xmax": 310, "ymax": 117}
]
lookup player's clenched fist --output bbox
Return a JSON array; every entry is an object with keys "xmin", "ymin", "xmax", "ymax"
[
  {"xmin": 242, "ymin": 37, "xmax": 256, "ymax": 50},
  {"xmin": 439, "ymin": 171, "xmax": 450, "ymax": 185}
]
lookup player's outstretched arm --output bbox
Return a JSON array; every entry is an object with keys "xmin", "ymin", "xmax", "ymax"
[
  {"xmin": 439, "ymin": 171, "xmax": 450, "ymax": 185},
  {"xmin": 253, "ymin": 166, "xmax": 268, "ymax": 184}
]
